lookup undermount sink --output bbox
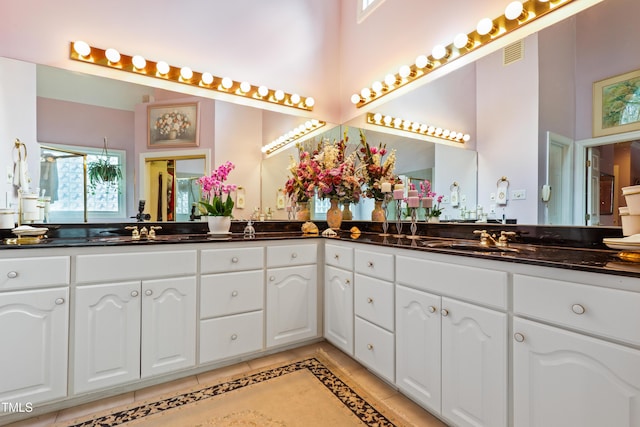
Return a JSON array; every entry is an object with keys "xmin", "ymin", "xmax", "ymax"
[
  {"xmin": 88, "ymin": 234, "xmax": 208, "ymax": 243},
  {"xmin": 422, "ymin": 240, "xmax": 522, "ymax": 253}
]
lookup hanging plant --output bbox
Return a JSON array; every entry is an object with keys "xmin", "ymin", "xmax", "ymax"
[{"xmin": 88, "ymin": 137, "xmax": 122, "ymax": 194}]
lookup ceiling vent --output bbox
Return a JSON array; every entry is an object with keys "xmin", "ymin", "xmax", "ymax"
[{"xmin": 503, "ymin": 40, "xmax": 524, "ymax": 65}]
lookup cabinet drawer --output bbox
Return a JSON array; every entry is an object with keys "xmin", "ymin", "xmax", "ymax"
[
  {"xmin": 201, "ymin": 246, "xmax": 264, "ymax": 274},
  {"xmin": 355, "ymin": 274, "xmax": 394, "ymax": 331},
  {"xmin": 201, "ymin": 271, "xmax": 264, "ymax": 318},
  {"xmin": 355, "ymin": 249, "xmax": 394, "ymax": 282},
  {"xmin": 0, "ymin": 256, "xmax": 69, "ymax": 291},
  {"xmin": 396, "ymin": 255, "xmax": 507, "ymax": 310},
  {"xmin": 200, "ymin": 311, "xmax": 263, "ymax": 364},
  {"xmin": 514, "ymin": 274, "xmax": 640, "ymax": 346},
  {"xmin": 355, "ymin": 317, "xmax": 395, "ymax": 383},
  {"xmin": 325, "ymin": 244, "xmax": 353, "ymax": 269},
  {"xmin": 266, "ymin": 243, "xmax": 317, "ymax": 267},
  {"xmin": 76, "ymin": 251, "xmax": 196, "ymax": 283}
]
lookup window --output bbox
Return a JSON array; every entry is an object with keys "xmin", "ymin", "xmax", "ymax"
[
  {"xmin": 41, "ymin": 144, "xmax": 126, "ymax": 222},
  {"xmin": 358, "ymin": 0, "xmax": 385, "ymax": 23}
]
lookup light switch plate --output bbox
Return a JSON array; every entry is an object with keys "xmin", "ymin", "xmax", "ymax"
[
  {"xmin": 511, "ymin": 189, "xmax": 526, "ymax": 200},
  {"xmin": 490, "ymin": 192, "xmax": 496, "ymax": 201}
]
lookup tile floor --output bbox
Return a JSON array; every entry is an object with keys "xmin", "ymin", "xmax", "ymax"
[{"xmin": 5, "ymin": 341, "xmax": 447, "ymax": 427}]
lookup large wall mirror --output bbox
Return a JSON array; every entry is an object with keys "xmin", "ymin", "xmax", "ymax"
[{"xmin": 10, "ymin": 0, "xmax": 636, "ymax": 227}]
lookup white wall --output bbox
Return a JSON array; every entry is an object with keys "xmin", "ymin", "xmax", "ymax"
[{"xmin": 435, "ymin": 145, "xmax": 478, "ymax": 220}]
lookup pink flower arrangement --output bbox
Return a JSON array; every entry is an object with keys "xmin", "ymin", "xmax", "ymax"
[
  {"xmin": 316, "ymin": 135, "xmax": 362, "ymax": 202},
  {"xmin": 197, "ymin": 161, "xmax": 237, "ymax": 216},
  {"xmin": 285, "ymin": 144, "xmax": 322, "ymax": 202},
  {"xmin": 154, "ymin": 111, "xmax": 191, "ymax": 137},
  {"xmin": 357, "ymin": 129, "xmax": 397, "ymax": 200},
  {"xmin": 418, "ymin": 180, "xmax": 443, "ymax": 218}
]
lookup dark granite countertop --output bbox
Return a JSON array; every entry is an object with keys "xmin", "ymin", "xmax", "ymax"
[{"xmin": 1, "ymin": 220, "xmax": 638, "ymax": 278}]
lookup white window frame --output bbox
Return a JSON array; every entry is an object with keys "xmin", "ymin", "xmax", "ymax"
[{"xmin": 358, "ymin": 0, "xmax": 385, "ymax": 23}]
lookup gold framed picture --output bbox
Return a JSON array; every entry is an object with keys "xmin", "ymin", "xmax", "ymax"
[
  {"xmin": 148, "ymin": 102, "xmax": 200, "ymax": 148},
  {"xmin": 593, "ymin": 69, "xmax": 640, "ymax": 137}
]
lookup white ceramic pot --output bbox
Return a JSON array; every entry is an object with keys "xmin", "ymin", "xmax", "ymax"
[
  {"xmin": 619, "ymin": 206, "xmax": 640, "ymax": 236},
  {"xmin": 622, "ymin": 185, "xmax": 640, "ymax": 215},
  {"xmin": 206, "ymin": 216, "xmax": 231, "ymax": 235},
  {"xmin": 0, "ymin": 209, "xmax": 15, "ymax": 229}
]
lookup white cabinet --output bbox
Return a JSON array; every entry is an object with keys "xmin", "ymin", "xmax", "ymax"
[
  {"xmin": 74, "ymin": 250, "xmax": 196, "ymax": 394},
  {"xmin": 266, "ymin": 243, "xmax": 318, "ymax": 348},
  {"xmin": 513, "ymin": 273, "xmax": 640, "ymax": 427},
  {"xmin": 324, "ymin": 243, "xmax": 354, "ymax": 355},
  {"xmin": 396, "ymin": 254, "xmax": 507, "ymax": 427},
  {"xmin": 0, "ymin": 287, "xmax": 69, "ymax": 406}
]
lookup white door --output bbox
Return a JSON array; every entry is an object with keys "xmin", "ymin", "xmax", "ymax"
[
  {"xmin": 546, "ymin": 132, "xmax": 573, "ymax": 225},
  {"xmin": 513, "ymin": 317, "xmax": 640, "ymax": 427},
  {"xmin": 395, "ymin": 285, "xmax": 441, "ymax": 414},
  {"xmin": 324, "ymin": 265, "xmax": 354, "ymax": 355},
  {"xmin": 266, "ymin": 265, "xmax": 317, "ymax": 348},
  {"xmin": 441, "ymin": 298, "xmax": 507, "ymax": 427},
  {"xmin": 141, "ymin": 277, "xmax": 196, "ymax": 378},
  {"xmin": 586, "ymin": 147, "xmax": 601, "ymax": 225},
  {"xmin": 0, "ymin": 288, "xmax": 69, "ymax": 405},
  {"xmin": 74, "ymin": 282, "xmax": 141, "ymax": 393}
]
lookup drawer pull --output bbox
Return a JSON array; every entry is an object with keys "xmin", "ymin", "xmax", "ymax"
[
  {"xmin": 269, "ymin": 276, "xmax": 275, "ymax": 282},
  {"xmin": 334, "ymin": 254, "xmax": 340, "ymax": 260},
  {"xmin": 367, "ymin": 261, "xmax": 374, "ymax": 268},
  {"xmin": 441, "ymin": 309, "xmax": 449, "ymax": 317},
  {"xmin": 291, "ymin": 253, "xmax": 298, "ymax": 259},
  {"xmin": 55, "ymin": 298, "xmax": 65, "ymax": 305},
  {"xmin": 571, "ymin": 304, "xmax": 586, "ymax": 315},
  {"xmin": 131, "ymin": 291, "xmax": 139, "ymax": 297},
  {"xmin": 514, "ymin": 333, "xmax": 525, "ymax": 343},
  {"xmin": 7, "ymin": 271, "xmax": 18, "ymax": 279},
  {"xmin": 428, "ymin": 306, "xmax": 436, "ymax": 313},
  {"xmin": 367, "ymin": 297, "xmax": 374, "ymax": 304},
  {"xmin": 231, "ymin": 334, "xmax": 238, "ymax": 341},
  {"xmin": 145, "ymin": 289, "xmax": 153, "ymax": 296},
  {"xmin": 367, "ymin": 344, "xmax": 374, "ymax": 350},
  {"xmin": 231, "ymin": 257, "xmax": 239, "ymax": 263},
  {"xmin": 231, "ymin": 290, "xmax": 239, "ymax": 297},
  {"xmin": 345, "ymin": 279, "xmax": 351, "ymax": 285}
]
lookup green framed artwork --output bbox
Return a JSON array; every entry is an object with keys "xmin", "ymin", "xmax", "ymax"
[{"xmin": 593, "ymin": 69, "xmax": 640, "ymax": 137}]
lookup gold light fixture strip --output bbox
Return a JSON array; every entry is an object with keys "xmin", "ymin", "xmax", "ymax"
[
  {"xmin": 262, "ymin": 120, "xmax": 326, "ymax": 156},
  {"xmin": 352, "ymin": 0, "xmax": 574, "ymax": 108},
  {"xmin": 69, "ymin": 42, "xmax": 315, "ymax": 111},
  {"xmin": 367, "ymin": 113, "xmax": 470, "ymax": 144}
]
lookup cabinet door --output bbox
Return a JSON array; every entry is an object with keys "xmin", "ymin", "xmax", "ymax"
[
  {"xmin": 514, "ymin": 317, "xmax": 640, "ymax": 427},
  {"xmin": 0, "ymin": 287, "xmax": 68, "ymax": 405},
  {"xmin": 395, "ymin": 285, "xmax": 441, "ymax": 414},
  {"xmin": 74, "ymin": 282, "xmax": 141, "ymax": 394},
  {"xmin": 324, "ymin": 265, "xmax": 354, "ymax": 355},
  {"xmin": 441, "ymin": 298, "xmax": 507, "ymax": 427},
  {"xmin": 266, "ymin": 265, "xmax": 317, "ymax": 348},
  {"xmin": 141, "ymin": 277, "xmax": 196, "ymax": 378}
]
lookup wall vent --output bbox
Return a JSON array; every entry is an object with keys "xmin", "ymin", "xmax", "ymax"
[{"xmin": 503, "ymin": 40, "xmax": 524, "ymax": 65}]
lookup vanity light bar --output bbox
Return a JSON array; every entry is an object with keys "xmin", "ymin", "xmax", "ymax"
[
  {"xmin": 367, "ymin": 113, "xmax": 470, "ymax": 144},
  {"xmin": 262, "ymin": 120, "xmax": 326, "ymax": 156},
  {"xmin": 351, "ymin": 0, "xmax": 575, "ymax": 108},
  {"xmin": 69, "ymin": 42, "xmax": 315, "ymax": 112}
]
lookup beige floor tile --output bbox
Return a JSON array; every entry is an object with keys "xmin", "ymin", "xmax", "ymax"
[
  {"xmin": 134, "ymin": 375, "xmax": 199, "ymax": 402},
  {"xmin": 246, "ymin": 350, "xmax": 297, "ymax": 370},
  {"xmin": 290, "ymin": 341, "xmax": 335, "ymax": 357},
  {"xmin": 3, "ymin": 411, "xmax": 57, "ymax": 427},
  {"xmin": 196, "ymin": 361, "xmax": 252, "ymax": 385},
  {"xmin": 347, "ymin": 366, "xmax": 399, "ymax": 401},
  {"xmin": 54, "ymin": 392, "xmax": 134, "ymax": 423},
  {"xmin": 382, "ymin": 393, "xmax": 448, "ymax": 427}
]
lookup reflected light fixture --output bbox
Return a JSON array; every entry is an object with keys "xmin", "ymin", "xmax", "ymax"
[
  {"xmin": 69, "ymin": 42, "xmax": 315, "ymax": 112},
  {"xmin": 367, "ymin": 112, "xmax": 470, "ymax": 144},
  {"xmin": 351, "ymin": 0, "xmax": 575, "ymax": 108},
  {"xmin": 261, "ymin": 119, "xmax": 326, "ymax": 156}
]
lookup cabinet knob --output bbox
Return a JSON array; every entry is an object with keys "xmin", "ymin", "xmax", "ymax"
[
  {"xmin": 334, "ymin": 254, "xmax": 340, "ymax": 260},
  {"xmin": 428, "ymin": 306, "xmax": 436, "ymax": 313},
  {"xmin": 231, "ymin": 334, "xmax": 238, "ymax": 341},
  {"xmin": 7, "ymin": 271, "xmax": 18, "ymax": 279},
  {"xmin": 441, "ymin": 309, "xmax": 449, "ymax": 317},
  {"xmin": 571, "ymin": 304, "xmax": 586, "ymax": 315},
  {"xmin": 367, "ymin": 344, "xmax": 374, "ymax": 350},
  {"xmin": 367, "ymin": 261, "xmax": 374, "ymax": 268},
  {"xmin": 514, "ymin": 333, "xmax": 525, "ymax": 343},
  {"xmin": 131, "ymin": 290, "xmax": 139, "ymax": 297},
  {"xmin": 55, "ymin": 298, "xmax": 65, "ymax": 305},
  {"xmin": 291, "ymin": 253, "xmax": 298, "ymax": 259},
  {"xmin": 269, "ymin": 276, "xmax": 275, "ymax": 282},
  {"xmin": 145, "ymin": 289, "xmax": 153, "ymax": 296},
  {"xmin": 231, "ymin": 290, "xmax": 239, "ymax": 297},
  {"xmin": 345, "ymin": 279, "xmax": 351, "ymax": 285},
  {"xmin": 231, "ymin": 257, "xmax": 239, "ymax": 263},
  {"xmin": 367, "ymin": 297, "xmax": 374, "ymax": 304}
]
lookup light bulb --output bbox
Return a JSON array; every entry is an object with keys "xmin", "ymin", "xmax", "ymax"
[
  {"xmin": 351, "ymin": 94, "xmax": 361, "ymax": 104},
  {"xmin": 305, "ymin": 97, "xmax": 315, "ymax": 107},
  {"xmin": 477, "ymin": 18, "xmax": 495, "ymax": 36},
  {"xmin": 463, "ymin": 134, "xmax": 471, "ymax": 142},
  {"xmin": 360, "ymin": 87, "xmax": 371, "ymax": 99},
  {"xmin": 393, "ymin": 117, "xmax": 403, "ymax": 128},
  {"xmin": 201, "ymin": 72, "xmax": 214, "ymax": 85},
  {"xmin": 156, "ymin": 61, "xmax": 170, "ymax": 75},
  {"xmin": 442, "ymin": 129, "xmax": 450, "ymax": 138},
  {"xmin": 305, "ymin": 121, "xmax": 312, "ymax": 129},
  {"xmin": 427, "ymin": 126, "xmax": 435, "ymax": 134},
  {"xmin": 274, "ymin": 90, "xmax": 285, "ymax": 101},
  {"xmin": 398, "ymin": 65, "xmax": 411, "ymax": 79},
  {"xmin": 383, "ymin": 115, "xmax": 392, "ymax": 125},
  {"xmin": 258, "ymin": 86, "xmax": 269, "ymax": 97},
  {"xmin": 415, "ymin": 55, "xmax": 430, "ymax": 69},
  {"xmin": 372, "ymin": 81, "xmax": 383, "ymax": 93},
  {"xmin": 411, "ymin": 122, "xmax": 420, "ymax": 131},
  {"xmin": 290, "ymin": 93, "xmax": 301, "ymax": 104},
  {"xmin": 132, "ymin": 55, "xmax": 146, "ymax": 70},
  {"xmin": 384, "ymin": 73, "xmax": 397, "ymax": 87},
  {"xmin": 73, "ymin": 40, "xmax": 91, "ymax": 57},
  {"xmin": 419, "ymin": 124, "xmax": 428, "ymax": 133},
  {"xmin": 373, "ymin": 113, "xmax": 382, "ymax": 123},
  {"xmin": 240, "ymin": 81, "xmax": 251, "ymax": 93},
  {"xmin": 432, "ymin": 45, "xmax": 448, "ymax": 60},
  {"xmin": 221, "ymin": 77, "xmax": 233, "ymax": 89},
  {"xmin": 105, "ymin": 48, "xmax": 120, "ymax": 63},
  {"xmin": 454, "ymin": 33, "xmax": 470, "ymax": 49},
  {"xmin": 180, "ymin": 67, "xmax": 193, "ymax": 80},
  {"xmin": 403, "ymin": 121, "xmax": 412, "ymax": 130},
  {"xmin": 505, "ymin": 1, "xmax": 524, "ymax": 20},
  {"xmin": 311, "ymin": 119, "xmax": 319, "ymax": 126},
  {"xmin": 435, "ymin": 128, "xmax": 443, "ymax": 136}
]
